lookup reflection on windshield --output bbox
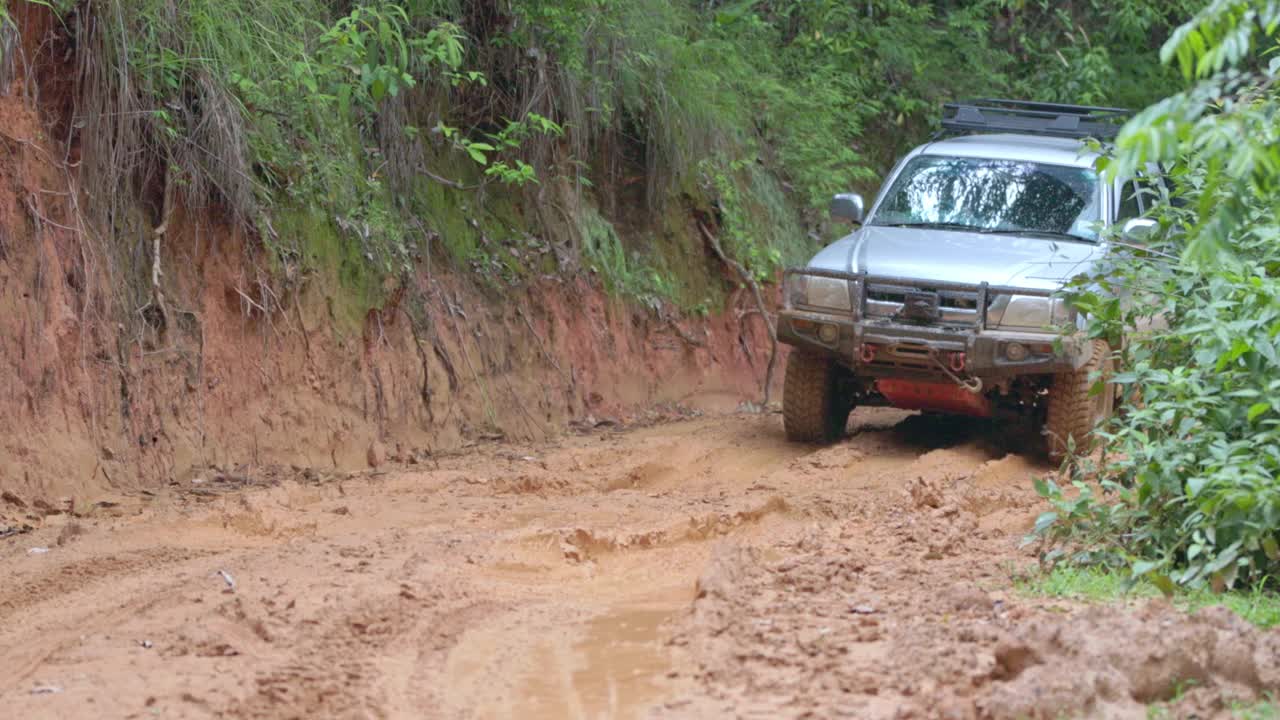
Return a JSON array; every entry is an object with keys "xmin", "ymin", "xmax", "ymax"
[{"xmin": 870, "ymin": 155, "xmax": 1101, "ymax": 241}]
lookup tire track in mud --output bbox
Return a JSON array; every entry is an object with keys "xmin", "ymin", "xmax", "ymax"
[
  {"xmin": 11, "ymin": 409, "xmax": 1255, "ymax": 720},
  {"xmin": 0, "ymin": 546, "xmax": 213, "ymax": 620},
  {"xmin": 223, "ymin": 587, "xmax": 503, "ymax": 719},
  {"xmin": 0, "ymin": 545, "xmax": 232, "ymax": 693}
]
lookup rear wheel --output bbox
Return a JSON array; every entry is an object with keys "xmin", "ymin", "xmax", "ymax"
[
  {"xmin": 1045, "ymin": 339, "xmax": 1115, "ymax": 463},
  {"xmin": 783, "ymin": 352, "xmax": 851, "ymax": 443}
]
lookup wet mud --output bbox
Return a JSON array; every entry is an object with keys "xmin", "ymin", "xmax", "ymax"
[{"xmin": 2, "ymin": 410, "xmax": 1276, "ymax": 719}]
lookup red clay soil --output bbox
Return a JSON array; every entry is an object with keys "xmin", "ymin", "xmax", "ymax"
[
  {"xmin": 3, "ymin": 410, "xmax": 1278, "ymax": 719},
  {"xmin": 0, "ymin": 5, "xmax": 780, "ymax": 505},
  {"xmin": 0, "ymin": 66, "xmax": 779, "ymax": 505}
]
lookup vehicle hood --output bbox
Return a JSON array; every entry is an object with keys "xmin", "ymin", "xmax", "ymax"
[{"xmin": 807, "ymin": 225, "xmax": 1103, "ymax": 291}]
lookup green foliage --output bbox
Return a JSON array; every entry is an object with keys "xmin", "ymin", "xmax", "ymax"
[
  {"xmin": 1231, "ymin": 697, "xmax": 1280, "ymax": 720},
  {"xmin": 75, "ymin": 0, "xmax": 566, "ymax": 281},
  {"xmin": 576, "ymin": 204, "xmax": 677, "ymax": 307},
  {"xmin": 479, "ymin": 113, "xmax": 564, "ymax": 185},
  {"xmin": 699, "ymin": 157, "xmax": 809, "ymax": 280},
  {"xmin": 59, "ymin": 0, "xmax": 1198, "ymax": 315},
  {"xmin": 79, "ymin": 0, "xmax": 429, "ymax": 270},
  {"xmin": 509, "ymin": 0, "xmax": 1189, "ymax": 213},
  {"xmin": 317, "ymin": 6, "xmax": 462, "ymax": 111},
  {"xmin": 479, "ymin": 0, "xmax": 1193, "ymax": 285},
  {"xmin": 503, "ymin": 0, "xmax": 753, "ymax": 199},
  {"xmin": 1017, "ymin": 565, "xmax": 1280, "ymax": 628},
  {"xmin": 1031, "ymin": 0, "xmax": 1280, "ymax": 591}
]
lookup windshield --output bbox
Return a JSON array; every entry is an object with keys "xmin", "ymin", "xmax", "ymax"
[{"xmin": 869, "ymin": 155, "xmax": 1102, "ymax": 242}]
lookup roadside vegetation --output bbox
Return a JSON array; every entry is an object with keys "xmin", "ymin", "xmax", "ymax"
[
  {"xmin": 1031, "ymin": 0, "xmax": 1280, "ymax": 596},
  {"xmin": 7, "ymin": 0, "xmax": 1195, "ymax": 314},
  {"xmin": 1017, "ymin": 565, "xmax": 1280, "ymax": 629}
]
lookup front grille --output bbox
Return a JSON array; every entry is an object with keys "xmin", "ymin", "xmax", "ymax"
[{"xmin": 865, "ymin": 282, "xmax": 992, "ymax": 328}]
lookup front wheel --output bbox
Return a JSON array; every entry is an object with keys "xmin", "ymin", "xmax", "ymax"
[
  {"xmin": 783, "ymin": 352, "xmax": 851, "ymax": 443},
  {"xmin": 1044, "ymin": 339, "xmax": 1115, "ymax": 463}
]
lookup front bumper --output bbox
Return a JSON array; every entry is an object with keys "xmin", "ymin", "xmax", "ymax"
[{"xmin": 779, "ymin": 269, "xmax": 1090, "ymax": 380}]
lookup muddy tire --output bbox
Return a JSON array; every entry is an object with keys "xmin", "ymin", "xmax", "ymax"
[
  {"xmin": 783, "ymin": 352, "xmax": 850, "ymax": 443},
  {"xmin": 1045, "ymin": 339, "xmax": 1115, "ymax": 463}
]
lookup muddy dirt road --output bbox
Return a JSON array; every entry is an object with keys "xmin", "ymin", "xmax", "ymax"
[{"xmin": 4, "ymin": 410, "xmax": 1279, "ymax": 719}]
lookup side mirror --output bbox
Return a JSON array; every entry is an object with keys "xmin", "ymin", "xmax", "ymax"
[
  {"xmin": 1121, "ymin": 217, "xmax": 1158, "ymax": 244},
  {"xmin": 830, "ymin": 193, "xmax": 865, "ymax": 224}
]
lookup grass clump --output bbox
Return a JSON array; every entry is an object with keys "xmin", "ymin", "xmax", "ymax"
[
  {"xmin": 1017, "ymin": 566, "xmax": 1280, "ymax": 629},
  {"xmin": 576, "ymin": 204, "xmax": 679, "ymax": 308},
  {"xmin": 1230, "ymin": 697, "xmax": 1280, "ymax": 720},
  {"xmin": 77, "ymin": 0, "xmax": 469, "ymax": 269}
]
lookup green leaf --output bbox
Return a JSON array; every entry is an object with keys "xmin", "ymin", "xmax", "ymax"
[
  {"xmin": 1263, "ymin": 537, "xmax": 1279, "ymax": 561},
  {"xmin": 1032, "ymin": 511, "xmax": 1059, "ymax": 535},
  {"xmin": 1150, "ymin": 573, "xmax": 1176, "ymax": 598},
  {"xmin": 1187, "ymin": 476, "xmax": 1208, "ymax": 498},
  {"xmin": 1033, "ymin": 476, "xmax": 1051, "ymax": 498},
  {"xmin": 1217, "ymin": 337, "xmax": 1253, "ymax": 370},
  {"xmin": 1132, "ymin": 559, "xmax": 1162, "ymax": 577},
  {"xmin": 1248, "ymin": 402, "xmax": 1270, "ymax": 422}
]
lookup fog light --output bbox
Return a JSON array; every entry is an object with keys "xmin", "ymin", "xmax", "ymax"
[
  {"xmin": 1005, "ymin": 342, "xmax": 1029, "ymax": 361},
  {"xmin": 818, "ymin": 324, "xmax": 839, "ymax": 344}
]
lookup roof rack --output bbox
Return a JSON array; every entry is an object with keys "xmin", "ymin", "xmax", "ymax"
[{"xmin": 941, "ymin": 98, "xmax": 1132, "ymax": 140}]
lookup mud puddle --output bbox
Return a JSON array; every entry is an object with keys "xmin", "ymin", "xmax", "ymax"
[{"xmin": 517, "ymin": 602, "xmax": 680, "ymax": 720}]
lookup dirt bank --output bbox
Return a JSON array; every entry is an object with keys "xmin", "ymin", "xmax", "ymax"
[
  {"xmin": 0, "ymin": 96, "xmax": 776, "ymax": 501},
  {"xmin": 4, "ymin": 410, "xmax": 1277, "ymax": 719},
  {"xmin": 0, "ymin": 2, "xmax": 780, "ymax": 505}
]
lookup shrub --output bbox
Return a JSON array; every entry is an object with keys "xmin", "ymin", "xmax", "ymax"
[{"xmin": 1032, "ymin": 0, "xmax": 1280, "ymax": 591}]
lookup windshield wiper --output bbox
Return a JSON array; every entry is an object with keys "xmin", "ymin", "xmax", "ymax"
[
  {"xmin": 876, "ymin": 222, "xmax": 1096, "ymax": 243},
  {"xmin": 979, "ymin": 228, "xmax": 1095, "ymax": 243},
  {"xmin": 876, "ymin": 221, "xmax": 990, "ymax": 233}
]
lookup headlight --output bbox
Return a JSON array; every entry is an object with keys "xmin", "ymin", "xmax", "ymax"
[
  {"xmin": 991, "ymin": 295, "xmax": 1072, "ymax": 329},
  {"xmin": 787, "ymin": 274, "xmax": 852, "ymax": 311}
]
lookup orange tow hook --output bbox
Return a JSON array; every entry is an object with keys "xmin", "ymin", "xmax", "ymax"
[
  {"xmin": 860, "ymin": 344, "xmax": 878, "ymax": 363},
  {"xmin": 949, "ymin": 352, "xmax": 967, "ymax": 372}
]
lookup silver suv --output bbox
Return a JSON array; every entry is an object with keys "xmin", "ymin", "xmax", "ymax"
[{"xmin": 778, "ymin": 100, "xmax": 1158, "ymax": 460}]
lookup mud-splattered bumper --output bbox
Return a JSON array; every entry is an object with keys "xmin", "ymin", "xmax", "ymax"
[
  {"xmin": 777, "ymin": 267, "xmax": 1093, "ymax": 380},
  {"xmin": 779, "ymin": 310, "xmax": 1090, "ymax": 379}
]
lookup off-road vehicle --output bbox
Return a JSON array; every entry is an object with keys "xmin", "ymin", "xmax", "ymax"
[{"xmin": 779, "ymin": 99, "xmax": 1159, "ymax": 460}]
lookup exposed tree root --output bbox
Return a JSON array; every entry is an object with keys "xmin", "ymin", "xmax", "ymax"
[{"xmin": 698, "ymin": 222, "xmax": 777, "ymax": 406}]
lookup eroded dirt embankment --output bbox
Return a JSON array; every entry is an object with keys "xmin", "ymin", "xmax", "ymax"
[
  {"xmin": 0, "ymin": 2, "xmax": 780, "ymax": 506},
  {"xmin": 4, "ymin": 410, "xmax": 1278, "ymax": 720},
  {"xmin": 0, "ymin": 79, "xmax": 776, "ymax": 508}
]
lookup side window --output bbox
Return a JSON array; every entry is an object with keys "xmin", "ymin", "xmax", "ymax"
[{"xmin": 1116, "ymin": 180, "xmax": 1141, "ymax": 222}]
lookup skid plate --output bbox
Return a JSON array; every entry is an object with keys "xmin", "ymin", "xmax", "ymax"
[{"xmin": 877, "ymin": 379, "xmax": 992, "ymax": 418}]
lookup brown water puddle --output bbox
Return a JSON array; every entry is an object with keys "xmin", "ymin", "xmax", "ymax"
[{"xmin": 518, "ymin": 604, "xmax": 677, "ymax": 720}]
